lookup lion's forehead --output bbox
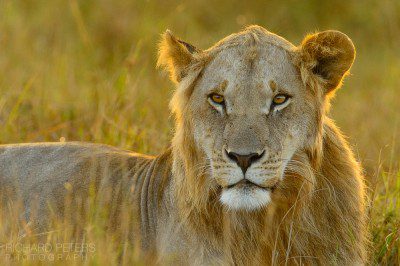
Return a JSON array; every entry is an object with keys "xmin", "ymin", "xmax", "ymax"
[{"xmin": 198, "ymin": 45, "xmax": 301, "ymax": 108}]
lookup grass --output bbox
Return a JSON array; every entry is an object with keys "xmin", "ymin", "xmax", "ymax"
[{"xmin": 0, "ymin": 0, "xmax": 399, "ymax": 264}]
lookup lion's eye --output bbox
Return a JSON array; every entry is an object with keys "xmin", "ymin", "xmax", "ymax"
[
  {"xmin": 272, "ymin": 94, "xmax": 289, "ymax": 105},
  {"xmin": 209, "ymin": 93, "xmax": 225, "ymax": 105}
]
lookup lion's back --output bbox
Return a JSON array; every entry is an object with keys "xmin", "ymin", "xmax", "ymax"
[{"xmin": 0, "ymin": 142, "xmax": 155, "ymax": 224}]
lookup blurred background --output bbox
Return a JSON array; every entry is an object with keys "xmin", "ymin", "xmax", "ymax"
[{"xmin": 0, "ymin": 0, "xmax": 399, "ymax": 263}]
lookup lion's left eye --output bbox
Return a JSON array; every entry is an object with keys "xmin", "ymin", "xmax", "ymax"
[
  {"xmin": 209, "ymin": 93, "xmax": 225, "ymax": 105},
  {"xmin": 272, "ymin": 94, "xmax": 289, "ymax": 105}
]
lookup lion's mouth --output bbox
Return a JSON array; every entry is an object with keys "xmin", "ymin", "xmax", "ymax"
[{"xmin": 226, "ymin": 179, "xmax": 277, "ymax": 191}]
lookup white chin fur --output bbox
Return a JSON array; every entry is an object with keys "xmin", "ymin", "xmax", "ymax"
[{"xmin": 220, "ymin": 187, "xmax": 271, "ymax": 211}]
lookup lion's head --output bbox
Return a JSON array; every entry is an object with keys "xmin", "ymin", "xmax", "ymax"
[{"xmin": 158, "ymin": 25, "xmax": 355, "ymax": 211}]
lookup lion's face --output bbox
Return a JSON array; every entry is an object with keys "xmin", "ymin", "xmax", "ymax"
[
  {"xmin": 159, "ymin": 26, "xmax": 355, "ymax": 211},
  {"xmin": 189, "ymin": 45, "xmax": 315, "ymax": 210}
]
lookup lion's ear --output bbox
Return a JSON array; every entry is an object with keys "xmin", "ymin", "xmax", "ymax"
[
  {"xmin": 157, "ymin": 30, "xmax": 200, "ymax": 83},
  {"xmin": 299, "ymin": 30, "xmax": 355, "ymax": 93}
]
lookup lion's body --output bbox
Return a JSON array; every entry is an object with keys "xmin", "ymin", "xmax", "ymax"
[
  {"xmin": 0, "ymin": 26, "xmax": 367, "ymax": 265},
  {"xmin": 0, "ymin": 143, "xmax": 167, "ymax": 249}
]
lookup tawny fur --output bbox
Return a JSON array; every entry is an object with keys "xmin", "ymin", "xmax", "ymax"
[
  {"xmin": 159, "ymin": 25, "xmax": 366, "ymax": 265},
  {"xmin": 0, "ymin": 26, "xmax": 367, "ymax": 265}
]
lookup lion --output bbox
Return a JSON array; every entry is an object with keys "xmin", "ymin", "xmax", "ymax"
[{"xmin": 0, "ymin": 25, "xmax": 367, "ymax": 265}]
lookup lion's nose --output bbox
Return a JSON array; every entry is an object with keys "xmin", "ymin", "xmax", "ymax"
[{"xmin": 226, "ymin": 150, "xmax": 264, "ymax": 174}]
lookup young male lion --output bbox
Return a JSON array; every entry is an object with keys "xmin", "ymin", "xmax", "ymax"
[{"xmin": 0, "ymin": 25, "xmax": 367, "ymax": 264}]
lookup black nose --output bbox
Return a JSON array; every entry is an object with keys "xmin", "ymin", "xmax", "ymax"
[{"xmin": 226, "ymin": 150, "xmax": 264, "ymax": 174}]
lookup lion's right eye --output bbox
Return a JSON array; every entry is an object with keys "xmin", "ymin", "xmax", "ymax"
[{"xmin": 209, "ymin": 93, "xmax": 225, "ymax": 105}]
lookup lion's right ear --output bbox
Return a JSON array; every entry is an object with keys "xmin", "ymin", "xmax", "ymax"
[{"xmin": 157, "ymin": 30, "xmax": 200, "ymax": 83}]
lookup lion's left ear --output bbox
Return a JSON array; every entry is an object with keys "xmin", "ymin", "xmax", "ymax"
[
  {"xmin": 299, "ymin": 30, "xmax": 355, "ymax": 93},
  {"xmin": 157, "ymin": 30, "xmax": 201, "ymax": 83}
]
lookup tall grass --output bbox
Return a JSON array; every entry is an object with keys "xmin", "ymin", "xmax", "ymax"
[{"xmin": 0, "ymin": 0, "xmax": 399, "ymax": 264}]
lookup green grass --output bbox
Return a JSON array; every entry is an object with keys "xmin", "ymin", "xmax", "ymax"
[{"xmin": 0, "ymin": 0, "xmax": 399, "ymax": 264}]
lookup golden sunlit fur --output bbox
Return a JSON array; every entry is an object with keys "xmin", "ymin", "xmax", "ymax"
[{"xmin": 158, "ymin": 26, "xmax": 367, "ymax": 264}]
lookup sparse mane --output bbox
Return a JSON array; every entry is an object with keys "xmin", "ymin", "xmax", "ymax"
[{"xmin": 165, "ymin": 25, "xmax": 366, "ymax": 264}]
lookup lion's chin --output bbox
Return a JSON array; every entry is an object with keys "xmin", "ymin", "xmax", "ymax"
[{"xmin": 220, "ymin": 186, "xmax": 271, "ymax": 211}]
